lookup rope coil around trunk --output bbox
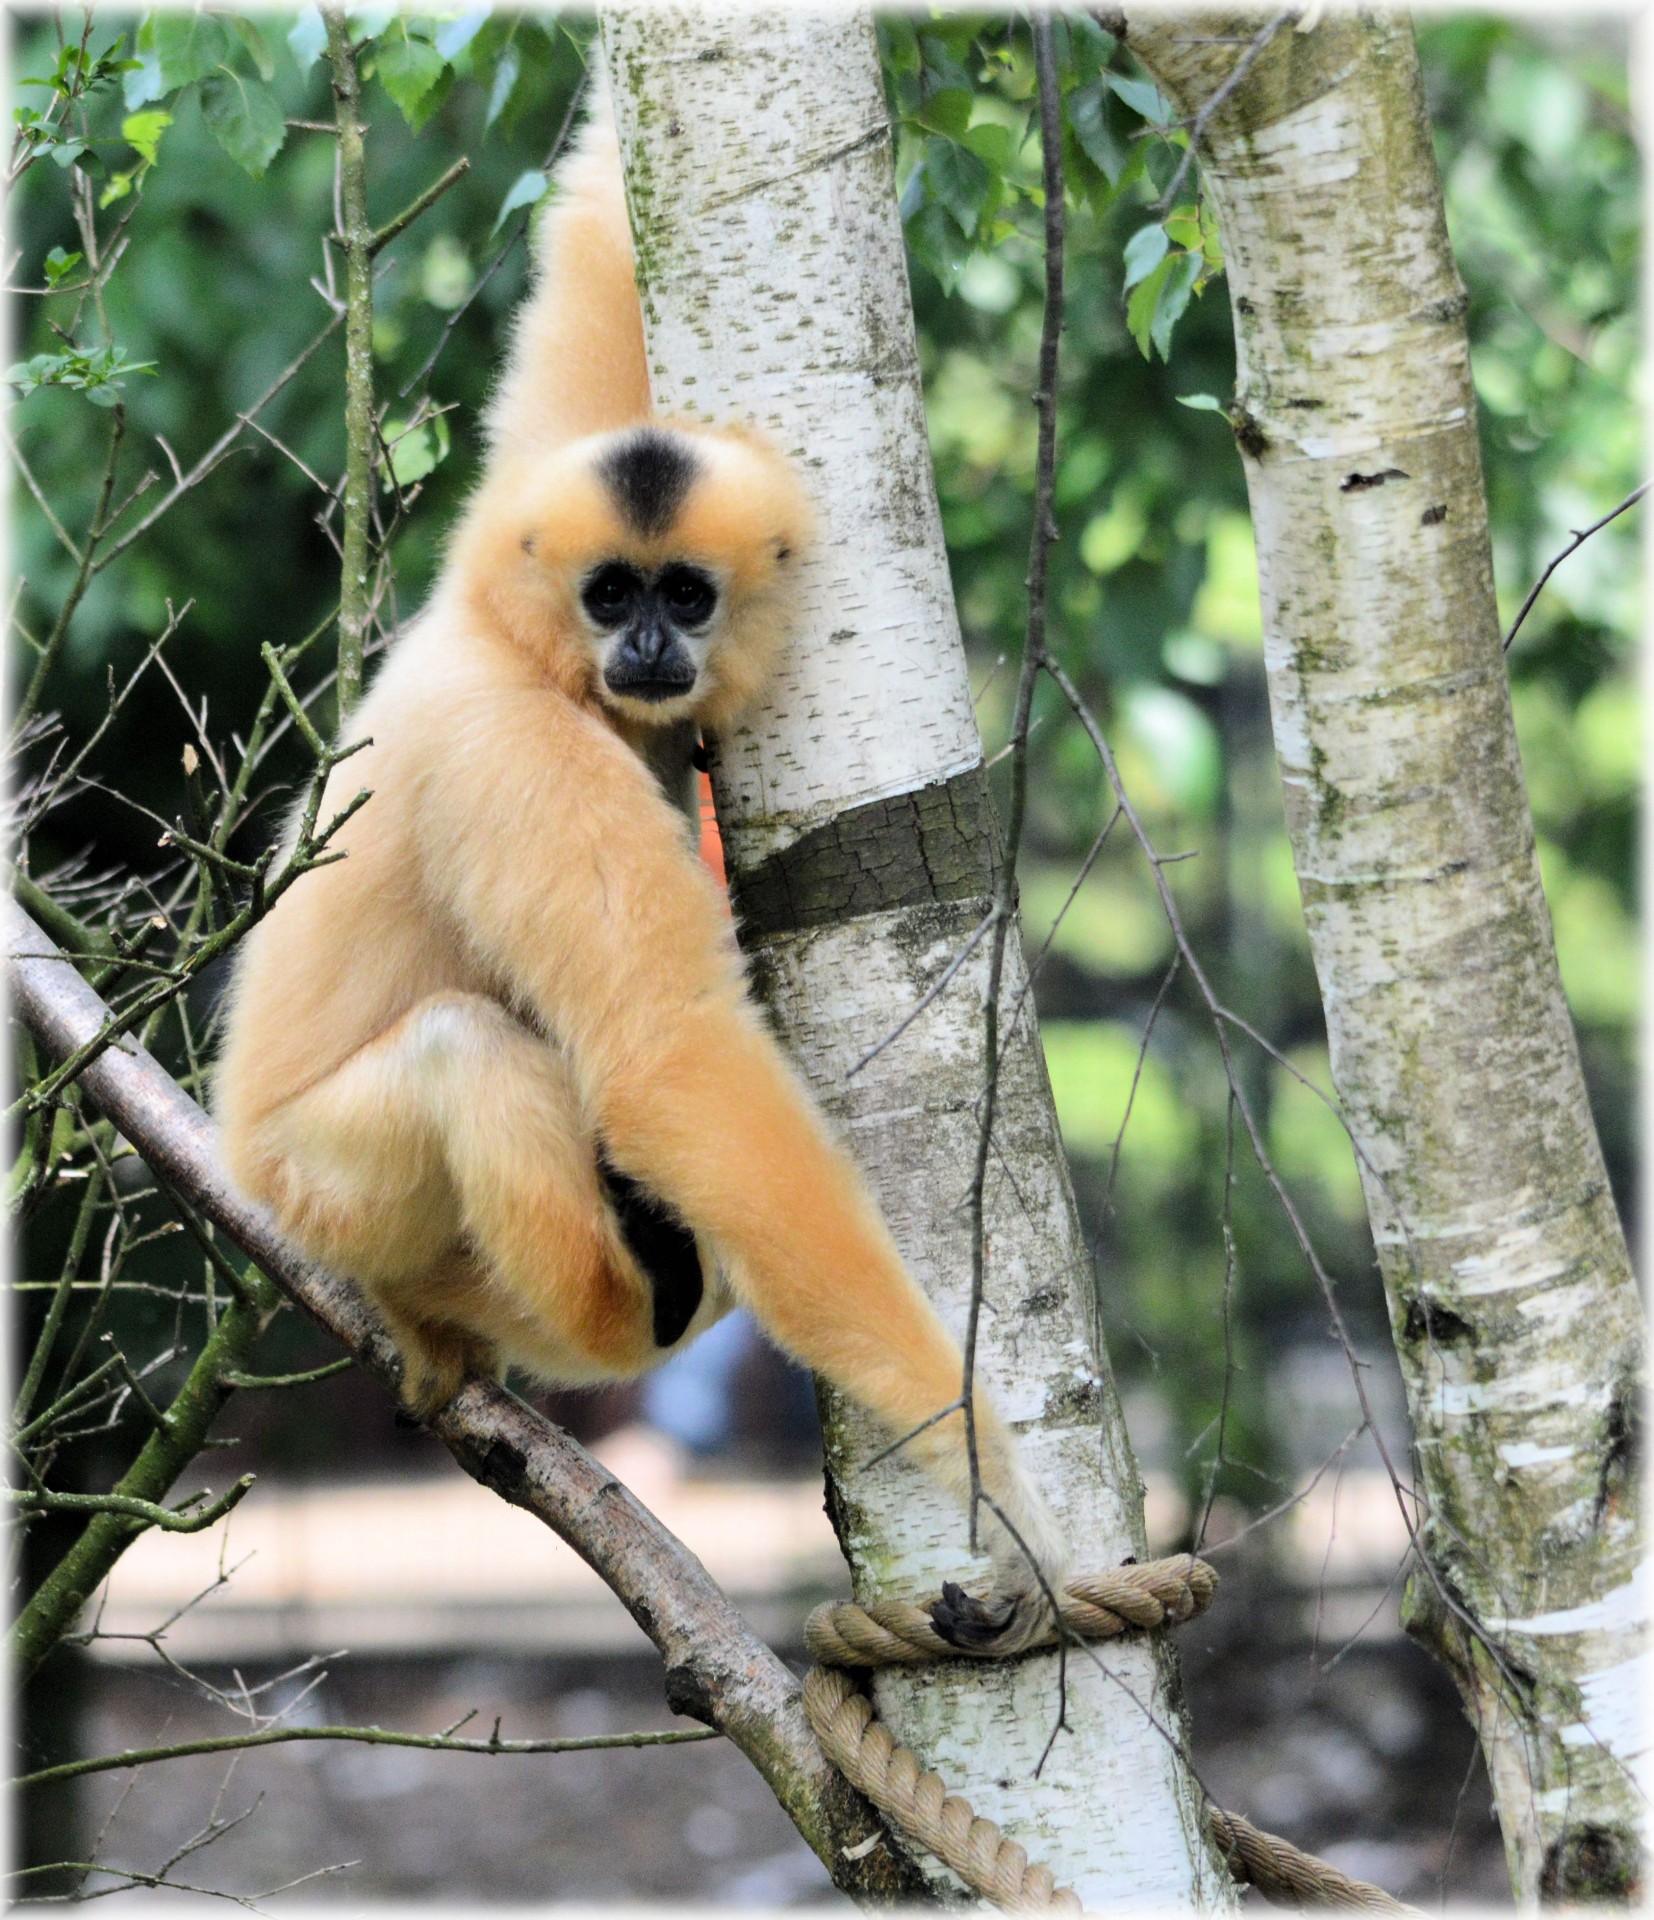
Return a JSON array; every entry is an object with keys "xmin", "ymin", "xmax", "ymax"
[
  {"xmin": 805, "ymin": 1553, "xmax": 1217, "ymax": 1667},
  {"xmin": 801, "ymin": 1553, "xmax": 1421, "ymax": 1914}
]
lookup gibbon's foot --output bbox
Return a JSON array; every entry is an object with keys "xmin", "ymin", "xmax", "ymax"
[
  {"xmin": 928, "ymin": 1579, "xmax": 1053, "ymax": 1657},
  {"xmin": 391, "ymin": 1319, "xmax": 501, "ymax": 1421}
]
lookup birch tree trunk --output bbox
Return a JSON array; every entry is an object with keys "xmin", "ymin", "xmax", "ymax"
[
  {"xmin": 602, "ymin": 9, "xmax": 1231, "ymax": 1907},
  {"xmin": 1122, "ymin": 11, "xmax": 1646, "ymax": 1903}
]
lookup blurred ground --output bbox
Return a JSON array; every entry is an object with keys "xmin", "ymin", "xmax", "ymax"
[{"xmin": 58, "ymin": 1429, "xmax": 1512, "ymax": 1910}]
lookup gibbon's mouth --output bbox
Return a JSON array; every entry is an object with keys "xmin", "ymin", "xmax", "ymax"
[{"xmin": 604, "ymin": 666, "xmax": 698, "ymax": 703}]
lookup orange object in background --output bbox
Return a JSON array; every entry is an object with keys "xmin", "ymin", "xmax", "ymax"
[{"xmin": 697, "ymin": 769, "xmax": 727, "ymax": 892}]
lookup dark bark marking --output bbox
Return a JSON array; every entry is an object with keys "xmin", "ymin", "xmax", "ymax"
[
  {"xmin": 478, "ymin": 1436, "xmax": 528, "ymax": 1498},
  {"xmin": 1421, "ymin": 503, "xmax": 1448, "ymax": 526},
  {"xmin": 663, "ymin": 1662, "xmax": 718, "ymax": 1726},
  {"xmin": 1592, "ymin": 1378, "xmax": 1639, "ymax": 1526},
  {"xmin": 1540, "ymin": 1823, "xmax": 1641, "ymax": 1902},
  {"xmin": 730, "ymin": 764, "xmax": 1000, "ymax": 939},
  {"xmin": 1401, "ymin": 1296, "xmax": 1475, "ymax": 1346},
  {"xmin": 1340, "ymin": 468, "xmax": 1411, "ymax": 492},
  {"xmin": 1232, "ymin": 409, "xmax": 1269, "ymax": 458}
]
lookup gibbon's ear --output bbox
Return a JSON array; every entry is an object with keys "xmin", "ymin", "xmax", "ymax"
[{"xmin": 448, "ymin": 451, "xmax": 627, "ymax": 693}]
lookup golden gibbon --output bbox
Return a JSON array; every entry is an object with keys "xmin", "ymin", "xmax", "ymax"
[{"xmin": 215, "ymin": 79, "xmax": 1065, "ymax": 1650}]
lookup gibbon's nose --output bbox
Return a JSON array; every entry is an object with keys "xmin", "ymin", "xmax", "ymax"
[
  {"xmin": 606, "ymin": 603, "xmax": 697, "ymax": 700},
  {"xmin": 628, "ymin": 606, "xmax": 673, "ymax": 670}
]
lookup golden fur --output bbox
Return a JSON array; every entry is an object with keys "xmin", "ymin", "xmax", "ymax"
[{"xmin": 215, "ymin": 83, "xmax": 1065, "ymax": 1641}]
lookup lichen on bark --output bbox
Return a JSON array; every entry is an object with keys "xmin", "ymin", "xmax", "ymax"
[{"xmin": 1123, "ymin": 10, "xmax": 1646, "ymax": 1901}]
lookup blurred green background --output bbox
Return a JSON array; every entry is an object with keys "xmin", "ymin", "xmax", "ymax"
[{"xmin": 10, "ymin": 10, "xmax": 1637, "ymax": 1512}]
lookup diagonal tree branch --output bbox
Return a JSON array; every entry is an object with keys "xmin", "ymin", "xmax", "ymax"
[{"xmin": 4, "ymin": 896, "xmax": 922, "ymax": 1904}]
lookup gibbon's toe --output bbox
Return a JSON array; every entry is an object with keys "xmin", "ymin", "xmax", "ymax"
[
  {"xmin": 391, "ymin": 1322, "xmax": 479, "ymax": 1420},
  {"xmin": 928, "ymin": 1578, "xmax": 1052, "ymax": 1657}
]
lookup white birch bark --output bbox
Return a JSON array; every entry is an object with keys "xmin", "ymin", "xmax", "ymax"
[
  {"xmin": 1122, "ymin": 11, "xmax": 1646, "ymax": 1903},
  {"xmin": 602, "ymin": 9, "xmax": 1231, "ymax": 1907}
]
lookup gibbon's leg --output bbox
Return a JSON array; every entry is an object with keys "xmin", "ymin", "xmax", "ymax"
[{"xmin": 258, "ymin": 994, "xmax": 669, "ymax": 1411}]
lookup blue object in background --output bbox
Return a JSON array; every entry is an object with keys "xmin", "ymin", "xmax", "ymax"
[{"xmin": 641, "ymin": 1307, "xmax": 757, "ymax": 1455}]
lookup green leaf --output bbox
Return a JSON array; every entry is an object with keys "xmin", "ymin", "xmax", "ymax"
[
  {"xmin": 492, "ymin": 167, "xmax": 547, "ymax": 234},
  {"xmin": 1065, "ymin": 14, "xmax": 1114, "ymax": 85},
  {"xmin": 1067, "ymin": 80, "xmax": 1124, "ymax": 184},
  {"xmin": 910, "ymin": 88, "xmax": 972, "ymax": 139},
  {"xmin": 49, "ymin": 140, "xmax": 89, "ymax": 169},
  {"xmin": 879, "ymin": 16, "xmax": 921, "ymax": 79},
  {"xmin": 1176, "ymin": 392, "xmax": 1226, "ymax": 412},
  {"xmin": 43, "ymin": 246, "xmax": 82, "ymax": 286},
  {"xmin": 121, "ymin": 108, "xmax": 172, "ymax": 165},
  {"xmin": 382, "ymin": 410, "xmax": 452, "ymax": 488},
  {"xmin": 288, "ymin": 8, "xmax": 327, "ymax": 70},
  {"xmin": 1106, "ymin": 73, "xmax": 1174, "ymax": 126},
  {"xmin": 1198, "ymin": 200, "xmax": 1224, "ymax": 273},
  {"xmin": 1123, "ymin": 223, "xmax": 1168, "ymax": 291},
  {"xmin": 484, "ymin": 40, "xmax": 521, "ymax": 131},
  {"xmin": 201, "ymin": 72, "xmax": 286, "ymax": 177},
  {"xmin": 122, "ymin": 40, "xmax": 167, "ymax": 110},
  {"xmin": 907, "ymin": 199, "xmax": 971, "ymax": 294},
  {"xmin": 434, "ymin": 11, "xmax": 487, "ymax": 61},
  {"xmin": 150, "ymin": 12, "xmax": 232, "ymax": 90},
  {"xmin": 1163, "ymin": 206, "xmax": 1202, "ymax": 251},
  {"xmin": 1126, "ymin": 254, "xmax": 1170, "ymax": 358},
  {"xmin": 7, "ymin": 342, "xmax": 157, "ymax": 403},
  {"xmin": 959, "ymin": 120, "xmax": 1015, "ymax": 174},
  {"xmin": 228, "ymin": 16, "xmax": 275, "ymax": 80},
  {"xmin": 1150, "ymin": 251, "xmax": 1202, "ymax": 359},
  {"xmin": 374, "ymin": 26, "xmax": 446, "ymax": 124},
  {"xmin": 100, "ymin": 169, "xmax": 135, "ymax": 208},
  {"xmin": 925, "ymin": 139, "xmax": 994, "ymax": 237}
]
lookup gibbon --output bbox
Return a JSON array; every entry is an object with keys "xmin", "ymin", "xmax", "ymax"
[{"xmin": 215, "ymin": 79, "xmax": 1066, "ymax": 1650}]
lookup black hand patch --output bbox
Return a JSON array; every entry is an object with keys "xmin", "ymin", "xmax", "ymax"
[
  {"xmin": 598, "ymin": 428, "xmax": 699, "ymax": 539},
  {"xmin": 598, "ymin": 1154, "xmax": 704, "ymax": 1347}
]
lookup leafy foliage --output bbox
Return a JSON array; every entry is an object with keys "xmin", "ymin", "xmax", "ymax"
[
  {"xmin": 7, "ymin": 341, "xmax": 156, "ymax": 405},
  {"xmin": 883, "ymin": 17, "xmax": 1218, "ymax": 360}
]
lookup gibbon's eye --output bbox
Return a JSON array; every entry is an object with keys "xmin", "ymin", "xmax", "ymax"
[
  {"xmin": 581, "ymin": 562, "xmax": 642, "ymax": 628},
  {"xmin": 656, "ymin": 564, "xmax": 717, "ymax": 628}
]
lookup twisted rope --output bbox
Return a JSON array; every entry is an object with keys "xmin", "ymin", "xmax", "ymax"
[
  {"xmin": 1206, "ymin": 1806, "xmax": 1417, "ymax": 1913},
  {"xmin": 805, "ymin": 1552, "xmax": 1217, "ymax": 1667},
  {"xmin": 802, "ymin": 1553, "xmax": 1421, "ymax": 1915},
  {"xmin": 804, "ymin": 1666, "xmax": 1082, "ymax": 1913}
]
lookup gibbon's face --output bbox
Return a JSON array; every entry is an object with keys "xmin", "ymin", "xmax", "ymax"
[{"xmin": 504, "ymin": 425, "xmax": 813, "ymax": 730}]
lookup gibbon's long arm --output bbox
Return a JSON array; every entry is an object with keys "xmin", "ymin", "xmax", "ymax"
[
  {"xmin": 416, "ymin": 644, "xmax": 1063, "ymax": 1595},
  {"xmin": 484, "ymin": 74, "xmax": 647, "ymax": 469}
]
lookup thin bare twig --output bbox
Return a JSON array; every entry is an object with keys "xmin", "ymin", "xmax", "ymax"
[
  {"xmin": 15, "ymin": 1723, "xmax": 717, "ymax": 1793},
  {"xmin": 962, "ymin": 15, "xmax": 1066, "ymax": 1558},
  {"xmin": 1155, "ymin": 9, "xmax": 1294, "ymax": 215},
  {"xmin": 1502, "ymin": 481, "xmax": 1647, "ymax": 650},
  {"xmin": 324, "ymin": 7, "xmax": 374, "ymax": 722}
]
